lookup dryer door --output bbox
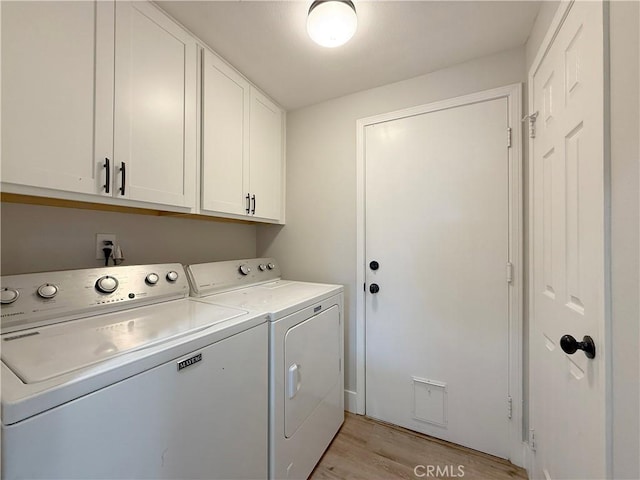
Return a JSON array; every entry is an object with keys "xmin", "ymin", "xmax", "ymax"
[{"xmin": 284, "ymin": 305, "xmax": 340, "ymax": 438}]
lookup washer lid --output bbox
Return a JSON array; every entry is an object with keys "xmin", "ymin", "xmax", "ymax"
[
  {"xmin": 1, "ymin": 299, "xmax": 247, "ymax": 384},
  {"xmin": 205, "ymin": 281, "xmax": 343, "ymax": 319}
]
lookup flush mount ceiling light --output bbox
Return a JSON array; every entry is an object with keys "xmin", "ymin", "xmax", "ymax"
[{"xmin": 307, "ymin": 0, "xmax": 357, "ymax": 48}]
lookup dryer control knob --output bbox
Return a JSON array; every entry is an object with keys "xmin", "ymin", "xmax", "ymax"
[
  {"xmin": 258, "ymin": 264, "xmax": 267, "ymax": 271},
  {"xmin": 267, "ymin": 263, "xmax": 276, "ymax": 270},
  {"xmin": 166, "ymin": 271, "xmax": 179, "ymax": 282},
  {"xmin": 37, "ymin": 283, "xmax": 58, "ymax": 299},
  {"xmin": 239, "ymin": 264, "xmax": 251, "ymax": 276},
  {"xmin": 145, "ymin": 273, "xmax": 159, "ymax": 285},
  {"xmin": 96, "ymin": 276, "xmax": 118, "ymax": 294},
  {"xmin": 1, "ymin": 288, "xmax": 19, "ymax": 304}
]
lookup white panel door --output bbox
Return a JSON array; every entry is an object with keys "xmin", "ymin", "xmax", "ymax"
[
  {"xmin": 1, "ymin": 0, "xmax": 114, "ymax": 196},
  {"xmin": 114, "ymin": 1, "xmax": 196, "ymax": 208},
  {"xmin": 201, "ymin": 50, "xmax": 250, "ymax": 216},
  {"xmin": 529, "ymin": 2, "xmax": 607, "ymax": 478},
  {"xmin": 249, "ymin": 89, "xmax": 283, "ymax": 221},
  {"xmin": 365, "ymin": 98, "xmax": 511, "ymax": 458}
]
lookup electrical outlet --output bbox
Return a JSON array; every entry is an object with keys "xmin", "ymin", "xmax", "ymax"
[{"xmin": 96, "ymin": 233, "xmax": 117, "ymax": 260}]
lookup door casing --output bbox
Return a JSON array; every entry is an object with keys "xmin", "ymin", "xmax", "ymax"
[{"xmin": 355, "ymin": 83, "xmax": 524, "ymax": 466}]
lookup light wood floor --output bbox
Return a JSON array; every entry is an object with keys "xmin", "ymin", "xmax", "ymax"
[{"xmin": 310, "ymin": 413, "xmax": 528, "ymax": 480}]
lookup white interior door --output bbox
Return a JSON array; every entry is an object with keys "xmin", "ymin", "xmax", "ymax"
[
  {"xmin": 529, "ymin": 1, "xmax": 607, "ymax": 478},
  {"xmin": 365, "ymin": 96, "xmax": 513, "ymax": 459}
]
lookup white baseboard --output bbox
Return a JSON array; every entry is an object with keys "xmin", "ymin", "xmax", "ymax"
[{"xmin": 344, "ymin": 389, "xmax": 358, "ymax": 413}]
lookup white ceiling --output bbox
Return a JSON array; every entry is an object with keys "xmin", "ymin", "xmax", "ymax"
[{"xmin": 156, "ymin": 1, "xmax": 541, "ymax": 111}]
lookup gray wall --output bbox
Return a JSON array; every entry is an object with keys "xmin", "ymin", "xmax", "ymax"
[
  {"xmin": 257, "ymin": 46, "xmax": 527, "ymax": 396},
  {"xmin": 609, "ymin": 1, "xmax": 640, "ymax": 477},
  {"xmin": 525, "ymin": 1, "xmax": 560, "ymax": 69},
  {"xmin": 1, "ymin": 203, "xmax": 256, "ymax": 274}
]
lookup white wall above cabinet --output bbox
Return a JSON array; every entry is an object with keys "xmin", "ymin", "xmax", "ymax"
[
  {"xmin": 1, "ymin": 1, "xmax": 197, "ymax": 212},
  {"xmin": 201, "ymin": 50, "xmax": 284, "ymax": 224}
]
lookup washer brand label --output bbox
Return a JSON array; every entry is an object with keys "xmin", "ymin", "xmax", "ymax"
[
  {"xmin": 1, "ymin": 311, "xmax": 25, "ymax": 318},
  {"xmin": 177, "ymin": 353, "xmax": 202, "ymax": 371}
]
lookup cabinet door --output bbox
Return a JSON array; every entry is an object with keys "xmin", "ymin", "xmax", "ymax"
[
  {"xmin": 201, "ymin": 50, "xmax": 250, "ymax": 216},
  {"xmin": 249, "ymin": 89, "xmax": 283, "ymax": 221},
  {"xmin": 1, "ymin": 1, "xmax": 114, "ymax": 196},
  {"xmin": 114, "ymin": 1, "xmax": 197, "ymax": 208}
]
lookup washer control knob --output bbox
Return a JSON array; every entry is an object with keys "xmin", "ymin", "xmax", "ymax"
[
  {"xmin": 267, "ymin": 263, "xmax": 276, "ymax": 270},
  {"xmin": 37, "ymin": 284, "xmax": 58, "ymax": 299},
  {"xmin": 145, "ymin": 273, "xmax": 159, "ymax": 285},
  {"xmin": 166, "ymin": 271, "xmax": 179, "ymax": 282},
  {"xmin": 258, "ymin": 264, "xmax": 267, "ymax": 271},
  {"xmin": 239, "ymin": 264, "xmax": 251, "ymax": 276},
  {"xmin": 95, "ymin": 276, "xmax": 118, "ymax": 294},
  {"xmin": 1, "ymin": 288, "xmax": 20, "ymax": 304}
]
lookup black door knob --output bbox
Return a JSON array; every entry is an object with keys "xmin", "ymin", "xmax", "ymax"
[
  {"xmin": 370, "ymin": 261, "xmax": 379, "ymax": 271},
  {"xmin": 369, "ymin": 283, "xmax": 380, "ymax": 294},
  {"xmin": 560, "ymin": 335, "xmax": 596, "ymax": 359}
]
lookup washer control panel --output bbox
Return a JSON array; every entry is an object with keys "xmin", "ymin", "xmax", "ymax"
[
  {"xmin": 186, "ymin": 258, "xmax": 281, "ymax": 296},
  {"xmin": 1, "ymin": 264, "xmax": 189, "ymax": 333}
]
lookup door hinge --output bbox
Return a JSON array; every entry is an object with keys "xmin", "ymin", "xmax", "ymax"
[
  {"xmin": 530, "ymin": 429, "xmax": 536, "ymax": 451},
  {"xmin": 507, "ymin": 127, "xmax": 512, "ymax": 148},
  {"xmin": 506, "ymin": 262, "xmax": 514, "ymax": 284},
  {"xmin": 522, "ymin": 111, "xmax": 539, "ymax": 138},
  {"xmin": 507, "ymin": 396, "xmax": 513, "ymax": 419}
]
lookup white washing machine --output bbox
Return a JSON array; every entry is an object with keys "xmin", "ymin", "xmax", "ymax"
[
  {"xmin": 186, "ymin": 258, "xmax": 344, "ymax": 480},
  {"xmin": 1, "ymin": 264, "xmax": 268, "ymax": 480}
]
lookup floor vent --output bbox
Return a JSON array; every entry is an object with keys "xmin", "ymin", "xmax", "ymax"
[{"xmin": 412, "ymin": 377, "xmax": 447, "ymax": 427}]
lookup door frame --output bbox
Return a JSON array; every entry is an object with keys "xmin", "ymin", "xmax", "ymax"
[{"xmin": 355, "ymin": 83, "xmax": 524, "ymax": 464}]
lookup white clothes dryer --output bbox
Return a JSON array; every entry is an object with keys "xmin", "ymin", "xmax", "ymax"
[{"xmin": 186, "ymin": 258, "xmax": 344, "ymax": 480}]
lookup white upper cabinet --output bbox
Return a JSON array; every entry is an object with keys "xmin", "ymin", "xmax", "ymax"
[
  {"xmin": 1, "ymin": 1, "xmax": 197, "ymax": 211},
  {"xmin": 1, "ymin": 1, "xmax": 114, "ymax": 196},
  {"xmin": 201, "ymin": 50, "xmax": 284, "ymax": 223},
  {"xmin": 249, "ymin": 89, "xmax": 283, "ymax": 222},
  {"xmin": 2, "ymin": 1, "xmax": 282, "ymax": 220},
  {"xmin": 201, "ymin": 50, "xmax": 250, "ymax": 216},
  {"xmin": 114, "ymin": 2, "xmax": 197, "ymax": 208}
]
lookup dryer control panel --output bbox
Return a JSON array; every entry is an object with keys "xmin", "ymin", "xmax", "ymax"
[
  {"xmin": 187, "ymin": 258, "xmax": 282, "ymax": 296},
  {"xmin": 0, "ymin": 264, "xmax": 189, "ymax": 333}
]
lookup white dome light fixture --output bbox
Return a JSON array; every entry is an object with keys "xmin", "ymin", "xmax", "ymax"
[{"xmin": 307, "ymin": 0, "xmax": 358, "ymax": 48}]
